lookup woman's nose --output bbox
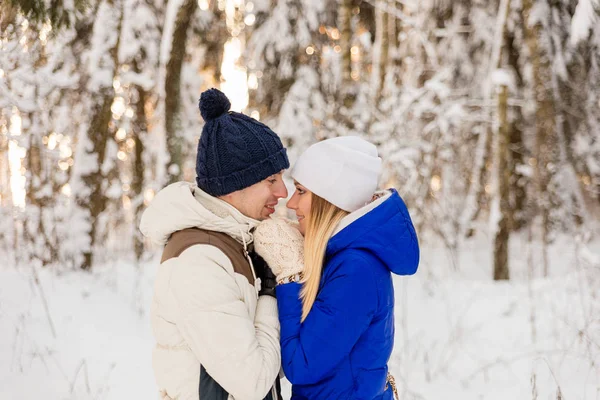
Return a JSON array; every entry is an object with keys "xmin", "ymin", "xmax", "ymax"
[{"xmin": 287, "ymin": 193, "xmax": 298, "ymax": 210}]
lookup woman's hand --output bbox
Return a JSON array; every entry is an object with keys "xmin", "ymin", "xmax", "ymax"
[{"xmin": 253, "ymin": 218, "xmax": 305, "ymax": 282}]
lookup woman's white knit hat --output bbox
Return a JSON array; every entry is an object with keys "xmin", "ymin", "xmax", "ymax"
[{"xmin": 291, "ymin": 136, "xmax": 382, "ymax": 212}]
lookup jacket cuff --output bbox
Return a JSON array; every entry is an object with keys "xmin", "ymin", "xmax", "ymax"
[
  {"xmin": 275, "ymin": 282, "xmax": 302, "ymax": 321},
  {"xmin": 256, "ymin": 295, "xmax": 279, "ymax": 320}
]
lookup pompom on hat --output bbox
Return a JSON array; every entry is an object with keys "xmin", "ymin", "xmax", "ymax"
[{"xmin": 199, "ymin": 88, "xmax": 231, "ymax": 121}]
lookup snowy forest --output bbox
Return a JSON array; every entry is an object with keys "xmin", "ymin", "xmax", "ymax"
[{"xmin": 1, "ymin": 0, "xmax": 599, "ymax": 398}]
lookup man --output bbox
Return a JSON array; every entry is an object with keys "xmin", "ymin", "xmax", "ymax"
[{"xmin": 140, "ymin": 88, "xmax": 289, "ymax": 400}]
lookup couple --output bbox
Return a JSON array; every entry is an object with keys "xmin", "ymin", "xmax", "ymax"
[{"xmin": 140, "ymin": 88, "xmax": 420, "ymax": 400}]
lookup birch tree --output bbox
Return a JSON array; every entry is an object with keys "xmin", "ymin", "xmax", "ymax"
[
  {"xmin": 164, "ymin": 0, "xmax": 198, "ymax": 184},
  {"xmin": 70, "ymin": 0, "xmax": 123, "ymax": 270}
]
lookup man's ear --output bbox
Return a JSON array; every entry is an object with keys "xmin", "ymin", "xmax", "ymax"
[{"xmin": 219, "ymin": 192, "xmax": 237, "ymax": 207}]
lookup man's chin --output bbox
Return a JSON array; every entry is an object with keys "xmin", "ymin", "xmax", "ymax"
[
  {"xmin": 259, "ymin": 207, "xmax": 276, "ymax": 220},
  {"xmin": 256, "ymin": 211, "xmax": 272, "ymax": 221}
]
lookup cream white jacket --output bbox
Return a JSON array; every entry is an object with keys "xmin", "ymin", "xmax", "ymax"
[{"xmin": 140, "ymin": 182, "xmax": 281, "ymax": 400}]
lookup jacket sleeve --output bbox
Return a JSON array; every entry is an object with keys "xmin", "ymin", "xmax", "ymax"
[
  {"xmin": 276, "ymin": 253, "xmax": 378, "ymax": 385},
  {"xmin": 172, "ymin": 244, "xmax": 281, "ymax": 400}
]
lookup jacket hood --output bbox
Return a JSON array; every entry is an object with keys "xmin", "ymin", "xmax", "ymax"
[
  {"xmin": 139, "ymin": 182, "xmax": 258, "ymax": 246},
  {"xmin": 326, "ymin": 189, "xmax": 419, "ymax": 275}
]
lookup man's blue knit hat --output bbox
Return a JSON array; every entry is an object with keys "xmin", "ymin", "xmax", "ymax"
[{"xmin": 196, "ymin": 88, "xmax": 290, "ymax": 197}]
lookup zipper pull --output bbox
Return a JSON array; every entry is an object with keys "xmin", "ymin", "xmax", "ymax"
[{"xmin": 255, "ymin": 277, "xmax": 262, "ymax": 295}]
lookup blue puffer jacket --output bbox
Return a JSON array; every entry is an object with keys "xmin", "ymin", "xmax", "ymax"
[{"xmin": 276, "ymin": 189, "xmax": 419, "ymax": 400}]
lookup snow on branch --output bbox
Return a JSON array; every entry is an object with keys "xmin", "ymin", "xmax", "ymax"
[{"xmin": 570, "ymin": 0, "xmax": 599, "ymax": 46}]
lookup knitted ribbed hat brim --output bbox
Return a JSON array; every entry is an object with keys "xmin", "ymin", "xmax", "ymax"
[{"xmin": 197, "ymin": 147, "xmax": 290, "ymax": 197}]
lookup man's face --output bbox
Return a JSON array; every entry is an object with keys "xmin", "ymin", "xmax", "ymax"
[{"xmin": 220, "ymin": 171, "xmax": 288, "ymax": 221}]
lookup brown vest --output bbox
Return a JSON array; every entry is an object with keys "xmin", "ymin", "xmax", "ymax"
[{"xmin": 160, "ymin": 227, "xmax": 254, "ymax": 286}]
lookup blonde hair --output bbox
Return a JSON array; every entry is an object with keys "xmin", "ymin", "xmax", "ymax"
[{"xmin": 300, "ymin": 193, "xmax": 349, "ymax": 322}]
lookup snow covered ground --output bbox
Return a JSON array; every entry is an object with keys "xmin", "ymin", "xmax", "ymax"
[{"xmin": 1, "ymin": 233, "xmax": 598, "ymax": 399}]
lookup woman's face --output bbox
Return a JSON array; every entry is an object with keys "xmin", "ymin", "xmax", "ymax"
[{"xmin": 286, "ymin": 181, "xmax": 312, "ymax": 236}]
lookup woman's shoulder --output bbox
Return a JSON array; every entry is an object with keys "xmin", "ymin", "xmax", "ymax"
[
  {"xmin": 324, "ymin": 249, "xmax": 386, "ymax": 279},
  {"xmin": 320, "ymin": 249, "xmax": 389, "ymax": 309}
]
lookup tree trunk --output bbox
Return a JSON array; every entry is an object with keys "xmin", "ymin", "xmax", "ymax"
[
  {"xmin": 465, "ymin": 125, "xmax": 493, "ymax": 238},
  {"xmin": 24, "ymin": 116, "xmax": 55, "ymax": 266},
  {"xmin": 494, "ymin": 83, "xmax": 510, "ymax": 280},
  {"xmin": 378, "ymin": 4, "xmax": 388, "ymax": 100},
  {"xmin": 0, "ymin": 110, "xmax": 14, "ymax": 252},
  {"xmin": 75, "ymin": 0, "xmax": 123, "ymax": 270},
  {"xmin": 0, "ymin": 119, "xmax": 10, "ymax": 207},
  {"xmin": 164, "ymin": 0, "xmax": 198, "ymax": 184},
  {"xmin": 337, "ymin": 0, "xmax": 355, "ymax": 108},
  {"xmin": 506, "ymin": 28, "xmax": 527, "ymax": 232},
  {"xmin": 558, "ymin": 40, "xmax": 600, "ymax": 219},
  {"xmin": 491, "ymin": 0, "xmax": 512, "ymax": 281},
  {"xmin": 23, "ymin": 44, "xmax": 60, "ymax": 266},
  {"xmin": 79, "ymin": 95, "xmax": 115, "ymax": 270},
  {"xmin": 201, "ymin": 3, "xmax": 227, "ymax": 86},
  {"xmin": 339, "ymin": 0, "xmax": 352, "ymax": 86},
  {"xmin": 521, "ymin": 0, "xmax": 556, "ymax": 277},
  {"xmin": 388, "ymin": 0, "xmax": 399, "ymax": 66},
  {"xmin": 131, "ymin": 60, "xmax": 148, "ymax": 261},
  {"xmin": 371, "ymin": 1, "xmax": 388, "ymax": 104}
]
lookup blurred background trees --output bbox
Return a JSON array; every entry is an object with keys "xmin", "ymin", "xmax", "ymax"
[{"xmin": 1, "ymin": 0, "xmax": 599, "ymax": 277}]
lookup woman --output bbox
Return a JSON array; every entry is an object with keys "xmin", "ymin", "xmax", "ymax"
[{"xmin": 254, "ymin": 136, "xmax": 419, "ymax": 400}]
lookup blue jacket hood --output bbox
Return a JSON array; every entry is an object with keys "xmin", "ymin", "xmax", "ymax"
[{"xmin": 325, "ymin": 189, "xmax": 419, "ymax": 276}]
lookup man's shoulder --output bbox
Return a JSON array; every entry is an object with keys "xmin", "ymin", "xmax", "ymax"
[
  {"xmin": 161, "ymin": 228, "xmax": 238, "ymax": 261},
  {"xmin": 163, "ymin": 228, "xmax": 254, "ymax": 286}
]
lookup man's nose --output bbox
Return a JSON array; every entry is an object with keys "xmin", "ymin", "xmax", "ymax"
[{"xmin": 274, "ymin": 181, "xmax": 288, "ymax": 199}]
